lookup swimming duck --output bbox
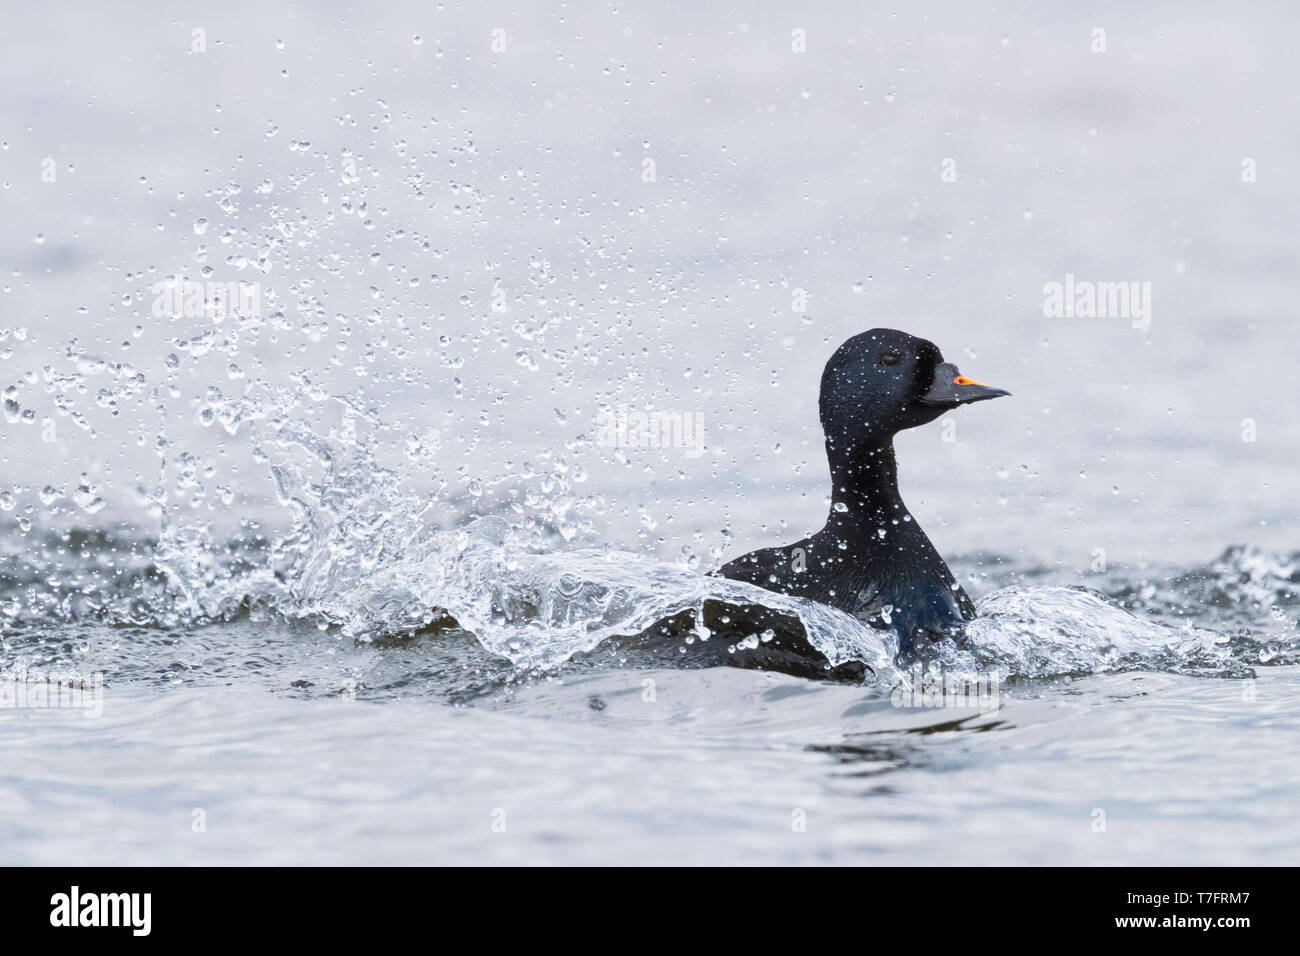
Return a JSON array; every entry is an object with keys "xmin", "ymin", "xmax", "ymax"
[{"xmin": 717, "ymin": 328, "xmax": 1009, "ymax": 657}]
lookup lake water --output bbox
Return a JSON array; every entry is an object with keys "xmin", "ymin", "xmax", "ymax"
[{"xmin": 1, "ymin": 1, "xmax": 1298, "ymax": 864}]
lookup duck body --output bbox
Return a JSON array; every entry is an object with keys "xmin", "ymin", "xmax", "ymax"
[
  {"xmin": 717, "ymin": 328, "xmax": 1007, "ymax": 659},
  {"xmin": 718, "ymin": 489, "xmax": 974, "ymax": 645}
]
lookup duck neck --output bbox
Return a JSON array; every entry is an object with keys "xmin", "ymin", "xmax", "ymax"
[{"xmin": 825, "ymin": 436, "xmax": 906, "ymax": 531}]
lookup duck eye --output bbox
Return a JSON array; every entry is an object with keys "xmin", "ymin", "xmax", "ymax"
[{"xmin": 880, "ymin": 351, "xmax": 901, "ymax": 366}]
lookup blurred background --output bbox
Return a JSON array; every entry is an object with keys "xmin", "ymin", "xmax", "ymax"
[{"xmin": 2, "ymin": 0, "xmax": 1297, "ymax": 575}]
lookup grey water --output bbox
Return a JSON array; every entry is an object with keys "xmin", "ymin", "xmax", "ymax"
[{"xmin": 2, "ymin": 2, "xmax": 1299, "ymax": 865}]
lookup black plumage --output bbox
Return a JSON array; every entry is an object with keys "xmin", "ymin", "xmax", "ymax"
[{"xmin": 717, "ymin": 328, "xmax": 1009, "ymax": 657}]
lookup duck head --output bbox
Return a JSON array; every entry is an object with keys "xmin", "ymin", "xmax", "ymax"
[{"xmin": 819, "ymin": 328, "xmax": 1009, "ymax": 440}]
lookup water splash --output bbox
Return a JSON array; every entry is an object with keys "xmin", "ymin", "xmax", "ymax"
[
  {"xmin": 964, "ymin": 585, "xmax": 1244, "ymax": 678},
  {"xmin": 3, "ymin": 396, "xmax": 1295, "ymax": 686}
]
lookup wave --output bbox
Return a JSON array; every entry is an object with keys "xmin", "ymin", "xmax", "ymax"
[{"xmin": 3, "ymin": 402, "xmax": 1296, "ymax": 686}]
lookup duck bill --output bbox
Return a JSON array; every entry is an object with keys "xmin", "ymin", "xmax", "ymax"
[{"xmin": 919, "ymin": 362, "xmax": 1010, "ymax": 407}]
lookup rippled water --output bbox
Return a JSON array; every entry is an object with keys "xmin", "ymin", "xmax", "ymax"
[
  {"xmin": 3, "ymin": 1, "xmax": 1300, "ymax": 864},
  {"xmin": 4, "ymin": 520, "xmax": 1297, "ymax": 863}
]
